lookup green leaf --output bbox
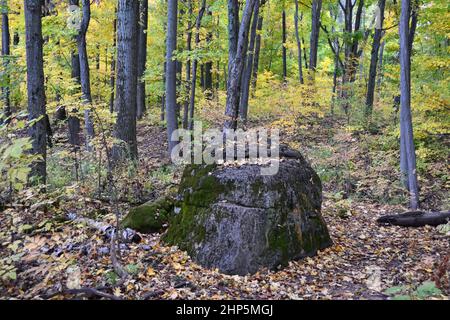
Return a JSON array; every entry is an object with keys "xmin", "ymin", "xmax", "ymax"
[
  {"xmin": 384, "ymin": 285, "xmax": 407, "ymax": 295},
  {"xmin": 392, "ymin": 295, "xmax": 412, "ymax": 300},
  {"xmin": 415, "ymin": 281, "xmax": 442, "ymax": 298}
]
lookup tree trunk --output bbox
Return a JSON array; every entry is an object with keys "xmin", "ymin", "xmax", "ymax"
[
  {"xmin": 224, "ymin": 0, "xmax": 256, "ymax": 130},
  {"xmin": 165, "ymin": 0, "xmax": 178, "ymax": 154},
  {"xmin": 114, "ymin": 0, "xmax": 139, "ymax": 160},
  {"xmin": 365, "ymin": 0, "xmax": 385, "ymax": 116},
  {"xmin": 399, "ymin": 0, "xmax": 419, "ymax": 210},
  {"xmin": 136, "ymin": 0, "xmax": 148, "ymax": 119},
  {"xmin": 1, "ymin": 0, "xmax": 11, "ymax": 122},
  {"xmin": 309, "ymin": 0, "xmax": 322, "ymax": 71},
  {"xmin": 377, "ymin": 211, "xmax": 450, "ymax": 228},
  {"xmin": 109, "ymin": 11, "xmax": 117, "ymax": 113},
  {"xmin": 24, "ymin": 0, "xmax": 46, "ymax": 183},
  {"xmin": 188, "ymin": 0, "xmax": 207, "ymax": 130},
  {"xmin": 204, "ymin": 8, "xmax": 213, "ymax": 98},
  {"xmin": 251, "ymin": 14, "xmax": 263, "ymax": 92},
  {"xmin": 182, "ymin": 0, "xmax": 193, "ymax": 129},
  {"xmin": 294, "ymin": 0, "xmax": 303, "ymax": 84},
  {"xmin": 239, "ymin": 0, "xmax": 260, "ymax": 121},
  {"xmin": 282, "ymin": 9, "xmax": 287, "ymax": 81},
  {"xmin": 78, "ymin": 0, "xmax": 94, "ymax": 150}
]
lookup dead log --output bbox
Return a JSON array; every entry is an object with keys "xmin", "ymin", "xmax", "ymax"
[
  {"xmin": 377, "ymin": 211, "xmax": 450, "ymax": 227},
  {"xmin": 67, "ymin": 212, "xmax": 142, "ymax": 243}
]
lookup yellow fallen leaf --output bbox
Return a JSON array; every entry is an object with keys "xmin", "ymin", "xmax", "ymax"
[{"xmin": 147, "ymin": 267, "xmax": 156, "ymax": 276}]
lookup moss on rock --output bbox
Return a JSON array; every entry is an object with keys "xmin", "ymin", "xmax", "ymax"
[{"xmin": 121, "ymin": 196, "xmax": 174, "ymax": 233}]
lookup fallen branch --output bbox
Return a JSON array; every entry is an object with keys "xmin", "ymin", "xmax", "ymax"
[
  {"xmin": 377, "ymin": 211, "xmax": 450, "ymax": 227},
  {"xmin": 45, "ymin": 287, "xmax": 122, "ymax": 300},
  {"xmin": 67, "ymin": 212, "xmax": 142, "ymax": 243}
]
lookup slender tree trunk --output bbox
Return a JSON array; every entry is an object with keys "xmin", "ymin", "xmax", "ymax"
[
  {"xmin": 78, "ymin": 0, "xmax": 94, "ymax": 150},
  {"xmin": 302, "ymin": 36, "xmax": 308, "ymax": 69},
  {"xmin": 204, "ymin": 8, "xmax": 213, "ymax": 97},
  {"xmin": 24, "ymin": 0, "xmax": 46, "ymax": 183},
  {"xmin": 188, "ymin": 0, "xmax": 206, "ymax": 130},
  {"xmin": 239, "ymin": 0, "xmax": 260, "ymax": 121},
  {"xmin": 365, "ymin": 0, "xmax": 385, "ymax": 116},
  {"xmin": 282, "ymin": 9, "xmax": 287, "ymax": 81},
  {"xmin": 114, "ymin": 0, "xmax": 139, "ymax": 160},
  {"xmin": 136, "ymin": 0, "xmax": 148, "ymax": 119},
  {"xmin": 399, "ymin": 0, "xmax": 419, "ymax": 210},
  {"xmin": 251, "ymin": 14, "xmax": 263, "ymax": 92},
  {"xmin": 309, "ymin": 0, "xmax": 322, "ymax": 71},
  {"xmin": 182, "ymin": 0, "xmax": 193, "ymax": 129},
  {"xmin": 294, "ymin": 0, "xmax": 303, "ymax": 84},
  {"xmin": 165, "ymin": 0, "xmax": 178, "ymax": 153},
  {"xmin": 376, "ymin": 39, "xmax": 385, "ymax": 89},
  {"xmin": 1, "ymin": 0, "xmax": 11, "ymax": 122},
  {"xmin": 224, "ymin": 0, "xmax": 256, "ymax": 130},
  {"xmin": 109, "ymin": 10, "xmax": 117, "ymax": 113}
]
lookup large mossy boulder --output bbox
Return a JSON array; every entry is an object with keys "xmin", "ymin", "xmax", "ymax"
[
  {"xmin": 121, "ymin": 197, "xmax": 174, "ymax": 233},
  {"xmin": 163, "ymin": 157, "xmax": 332, "ymax": 275}
]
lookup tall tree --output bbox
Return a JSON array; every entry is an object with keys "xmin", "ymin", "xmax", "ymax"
[
  {"xmin": 250, "ymin": 13, "xmax": 263, "ymax": 92},
  {"xmin": 239, "ymin": 0, "xmax": 260, "ymax": 121},
  {"xmin": 165, "ymin": 0, "xmax": 178, "ymax": 153},
  {"xmin": 114, "ymin": 0, "xmax": 139, "ymax": 159},
  {"xmin": 203, "ymin": 7, "xmax": 213, "ymax": 97},
  {"xmin": 365, "ymin": 0, "xmax": 385, "ymax": 116},
  {"xmin": 136, "ymin": 0, "xmax": 148, "ymax": 119},
  {"xmin": 282, "ymin": 8, "xmax": 287, "ymax": 81},
  {"xmin": 224, "ymin": 0, "xmax": 256, "ymax": 130},
  {"xmin": 182, "ymin": 0, "xmax": 193, "ymax": 129},
  {"xmin": 399, "ymin": 0, "xmax": 419, "ymax": 209},
  {"xmin": 294, "ymin": 0, "xmax": 303, "ymax": 84},
  {"xmin": 24, "ymin": 0, "xmax": 46, "ymax": 183},
  {"xmin": 78, "ymin": 0, "xmax": 94, "ymax": 149},
  {"xmin": 309, "ymin": 0, "xmax": 322, "ymax": 71},
  {"xmin": 109, "ymin": 8, "xmax": 117, "ymax": 113},
  {"xmin": 1, "ymin": 0, "xmax": 11, "ymax": 121},
  {"xmin": 188, "ymin": 0, "xmax": 206, "ymax": 130}
]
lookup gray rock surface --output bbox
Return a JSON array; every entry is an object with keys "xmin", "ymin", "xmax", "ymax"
[{"xmin": 164, "ymin": 157, "xmax": 332, "ymax": 275}]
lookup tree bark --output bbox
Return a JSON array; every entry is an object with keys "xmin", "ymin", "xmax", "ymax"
[
  {"xmin": 165, "ymin": 0, "xmax": 178, "ymax": 153},
  {"xmin": 78, "ymin": 0, "xmax": 94, "ymax": 150},
  {"xmin": 114, "ymin": 0, "xmax": 139, "ymax": 160},
  {"xmin": 282, "ymin": 9, "xmax": 287, "ymax": 81},
  {"xmin": 182, "ymin": 0, "xmax": 193, "ymax": 129},
  {"xmin": 251, "ymin": 14, "xmax": 263, "ymax": 92},
  {"xmin": 294, "ymin": 0, "xmax": 303, "ymax": 84},
  {"xmin": 136, "ymin": 0, "xmax": 148, "ymax": 119},
  {"xmin": 109, "ymin": 9, "xmax": 117, "ymax": 113},
  {"xmin": 224, "ymin": 0, "xmax": 256, "ymax": 130},
  {"xmin": 24, "ymin": 0, "xmax": 46, "ymax": 183},
  {"xmin": 399, "ymin": 0, "xmax": 419, "ymax": 210},
  {"xmin": 1, "ymin": 0, "xmax": 11, "ymax": 122},
  {"xmin": 309, "ymin": 0, "xmax": 322, "ymax": 71},
  {"xmin": 188, "ymin": 0, "xmax": 207, "ymax": 131},
  {"xmin": 377, "ymin": 211, "xmax": 450, "ymax": 228},
  {"xmin": 365, "ymin": 0, "xmax": 385, "ymax": 116},
  {"xmin": 239, "ymin": 0, "xmax": 260, "ymax": 121}
]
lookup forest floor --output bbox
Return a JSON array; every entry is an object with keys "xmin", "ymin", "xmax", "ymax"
[{"xmin": 0, "ymin": 112, "xmax": 448, "ymax": 300}]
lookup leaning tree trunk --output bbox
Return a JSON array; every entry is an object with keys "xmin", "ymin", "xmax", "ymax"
[
  {"xmin": 309, "ymin": 0, "xmax": 322, "ymax": 71},
  {"xmin": 224, "ymin": 0, "xmax": 256, "ymax": 130},
  {"xmin": 294, "ymin": 0, "xmax": 304, "ymax": 84},
  {"xmin": 377, "ymin": 211, "xmax": 450, "ymax": 228},
  {"xmin": 239, "ymin": 0, "xmax": 260, "ymax": 122},
  {"xmin": 114, "ymin": 0, "xmax": 139, "ymax": 160},
  {"xmin": 1, "ymin": 0, "xmax": 11, "ymax": 122},
  {"xmin": 188, "ymin": 0, "xmax": 206, "ymax": 131},
  {"xmin": 78, "ymin": 0, "xmax": 94, "ymax": 150},
  {"xmin": 365, "ymin": 0, "xmax": 385, "ymax": 116},
  {"xmin": 165, "ymin": 0, "xmax": 178, "ymax": 154},
  {"xmin": 399, "ymin": 0, "xmax": 419, "ymax": 210},
  {"xmin": 136, "ymin": 0, "xmax": 148, "ymax": 119},
  {"xmin": 24, "ymin": 0, "xmax": 47, "ymax": 183}
]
